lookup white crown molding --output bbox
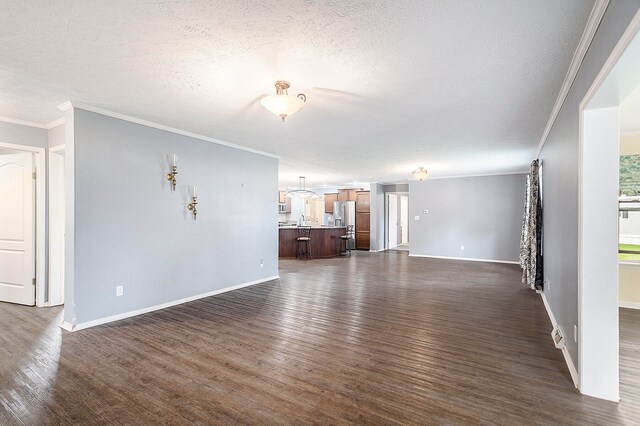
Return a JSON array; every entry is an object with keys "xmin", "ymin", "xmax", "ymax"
[
  {"xmin": 0, "ymin": 115, "xmax": 65, "ymax": 130},
  {"xmin": 57, "ymin": 101, "xmax": 73, "ymax": 112},
  {"xmin": 410, "ymin": 170, "xmax": 529, "ymax": 181},
  {"xmin": 45, "ymin": 117, "xmax": 66, "ymax": 129},
  {"xmin": 0, "ymin": 115, "xmax": 48, "ymax": 129},
  {"xmin": 581, "ymin": 9, "xmax": 640, "ymax": 112},
  {"xmin": 536, "ymin": 0, "xmax": 610, "ymax": 158},
  {"xmin": 57, "ymin": 100, "xmax": 280, "ymax": 159}
]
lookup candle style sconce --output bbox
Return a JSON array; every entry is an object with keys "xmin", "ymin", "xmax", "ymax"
[
  {"xmin": 187, "ymin": 185, "xmax": 198, "ymax": 221},
  {"xmin": 166, "ymin": 154, "xmax": 178, "ymax": 191}
]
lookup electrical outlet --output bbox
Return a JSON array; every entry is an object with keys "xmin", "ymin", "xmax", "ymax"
[
  {"xmin": 414, "ymin": 215, "xmax": 420, "ymax": 221},
  {"xmin": 116, "ymin": 285, "xmax": 124, "ymax": 297},
  {"xmin": 260, "ymin": 259, "xmax": 264, "ymax": 268},
  {"xmin": 574, "ymin": 325, "xmax": 578, "ymax": 343},
  {"xmin": 460, "ymin": 245, "xmax": 464, "ymax": 251},
  {"xmin": 423, "ymin": 209, "xmax": 430, "ymax": 214}
]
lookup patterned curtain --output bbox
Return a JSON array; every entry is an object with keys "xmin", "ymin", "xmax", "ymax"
[{"xmin": 520, "ymin": 160, "xmax": 544, "ymax": 291}]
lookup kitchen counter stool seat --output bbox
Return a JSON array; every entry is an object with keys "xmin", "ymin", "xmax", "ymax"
[
  {"xmin": 339, "ymin": 225, "xmax": 355, "ymax": 256},
  {"xmin": 296, "ymin": 226, "xmax": 312, "ymax": 259}
]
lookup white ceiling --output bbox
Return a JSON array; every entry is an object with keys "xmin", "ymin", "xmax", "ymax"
[{"xmin": 0, "ymin": 1, "xmax": 594, "ymax": 187}]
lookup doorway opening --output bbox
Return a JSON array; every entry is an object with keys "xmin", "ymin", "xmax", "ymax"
[
  {"xmin": 387, "ymin": 193, "xmax": 409, "ymax": 251},
  {"xmin": 0, "ymin": 142, "xmax": 46, "ymax": 306},
  {"xmin": 579, "ymin": 12, "xmax": 640, "ymax": 402},
  {"xmin": 304, "ymin": 197, "xmax": 323, "ymax": 226}
]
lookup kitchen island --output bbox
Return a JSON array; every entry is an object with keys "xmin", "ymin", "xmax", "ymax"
[{"xmin": 279, "ymin": 226, "xmax": 347, "ymax": 258}]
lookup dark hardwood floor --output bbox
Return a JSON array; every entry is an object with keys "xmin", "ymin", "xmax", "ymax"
[{"xmin": 1, "ymin": 251, "xmax": 639, "ymax": 425}]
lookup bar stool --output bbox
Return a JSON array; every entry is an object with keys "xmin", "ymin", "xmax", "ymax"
[
  {"xmin": 296, "ymin": 226, "xmax": 312, "ymax": 259},
  {"xmin": 339, "ymin": 225, "xmax": 355, "ymax": 256}
]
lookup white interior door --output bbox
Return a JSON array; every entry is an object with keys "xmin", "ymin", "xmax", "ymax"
[
  {"xmin": 0, "ymin": 152, "xmax": 35, "ymax": 305},
  {"xmin": 388, "ymin": 194, "xmax": 398, "ymax": 249},
  {"xmin": 49, "ymin": 149, "xmax": 65, "ymax": 306}
]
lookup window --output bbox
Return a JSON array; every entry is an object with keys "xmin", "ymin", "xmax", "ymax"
[
  {"xmin": 619, "ymin": 200, "xmax": 640, "ymax": 261},
  {"xmin": 619, "ymin": 154, "xmax": 640, "ymax": 262}
]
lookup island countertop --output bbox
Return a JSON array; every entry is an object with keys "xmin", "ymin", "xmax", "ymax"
[
  {"xmin": 278, "ymin": 225, "xmax": 346, "ymax": 229},
  {"xmin": 278, "ymin": 226, "xmax": 347, "ymax": 258}
]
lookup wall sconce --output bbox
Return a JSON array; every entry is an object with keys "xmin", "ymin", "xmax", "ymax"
[
  {"xmin": 166, "ymin": 154, "xmax": 178, "ymax": 191},
  {"xmin": 187, "ymin": 185, "xmax": 198, "ymax": 221}
]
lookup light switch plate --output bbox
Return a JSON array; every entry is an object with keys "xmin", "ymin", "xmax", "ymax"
[
  {"xmin": 414, "ymin": 216, "xmax": 420, "ymax": 221},
  {"xmin": 423, "ymin": 209, "xmax": 429, "ymax": 214}
]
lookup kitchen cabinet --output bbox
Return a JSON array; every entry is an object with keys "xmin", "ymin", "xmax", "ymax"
[
  {"xmin": 338, "ymin": 189, "xmax": 360, "ymax": 202},
  {"xmin": 278, "ymin": 191, "xmax": 290, "ymax": 213},
  {"xmin": 355, "ymin": 191, "xmax": 370, "ymax": 250},
  {"xmin": 324, "ymin": 193, "xmax": 338, "ymax": 213}
]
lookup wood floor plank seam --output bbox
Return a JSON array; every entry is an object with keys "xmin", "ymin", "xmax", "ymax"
[{"xmin": 1, "ymin": 251, "xmax": 638, "ymax": 425}]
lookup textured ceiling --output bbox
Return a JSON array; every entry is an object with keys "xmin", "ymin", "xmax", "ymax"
[{"xmin": 0, "ymin": 1, "xmax": 594, "ymax": 187}]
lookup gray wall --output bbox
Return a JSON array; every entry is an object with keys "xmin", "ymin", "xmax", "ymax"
[
  {"xmin": 48, "ymin": 124, "xmax": 65, "ymax": 148},
  {"xmin": 539, "ymin": 0, "xmax": 640, "ymax": 369},
  {"xmin": 0, "ymin": 121, "xmax": 47, "ymax": 148},
  {"xmin": 383, "ymin": 184, "xmax": 409, "ymax": 193},
  {"xmin": 65, "ymin": 108, "xmax": 279, "ymax": 325},
  {"xmin": 409, "ymin": 174, "xmax": 526, "ymax": 262}
]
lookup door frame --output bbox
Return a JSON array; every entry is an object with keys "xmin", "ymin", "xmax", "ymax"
[
  {"xmin": 0, "ymin": 141, "xmax": 46, "ymax": 307},
  {"xmin": 48, "ymin": 144, "xmax": 65, "ymax": 305},
  {"xmin": 384, "ymin": 191, "xmax": 409, "ymax": 250},
  {"xmin": 388, "ymin": 193, "xmax": 398, "ymax": 249},
  {"xmin": 578, "ymin": 9, "xmax": 640, "ymax": 401},
  {"xmin": 399, "ymin": 194, "xmax": 409, "ymax": 244}
]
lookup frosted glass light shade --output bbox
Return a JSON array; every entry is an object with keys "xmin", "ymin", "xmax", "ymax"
[
  {"xmin": 412, "ymin": 166, "xmax": 429, "ymax": 181},
  {"xmin": 261, "ymin": 95, "xmax": 306, "ymax": 122}
]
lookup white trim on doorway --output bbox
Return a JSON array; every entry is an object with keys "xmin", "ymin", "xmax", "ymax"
[
  {"xmin": 48, "ymin": 144, "xmax": 65, "ymax": 306},
  {"xmin": 0, "ymin": 141, "xmax": 46, "ymax": 307},
  {"xmin": 577, "ymin": 8, "xmax": 640, "ymax": 403}
]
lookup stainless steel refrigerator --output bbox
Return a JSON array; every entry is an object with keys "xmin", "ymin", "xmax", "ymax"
[{"xmin": 333, "ymin": 201, "xmax": 356, "ymax": 249}]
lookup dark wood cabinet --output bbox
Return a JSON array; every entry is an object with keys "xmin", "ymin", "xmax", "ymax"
[
  {"xmin": 325, "ymin": 193, "xmax": 338, "ymax": 213},
  {"xmin": 356, "ymin": 191, "xmax": 370, "ymax": 212},
  {"xmin": 338, "ymin": 189, "xmax": 360, "ymax": 202},
  {"xmin": 355, "ymin": 212, "xmax": 370, "ymax": 232},
  {"xmin": 355, "ymin": 191, "xmax": 370, "ymax": 250}
]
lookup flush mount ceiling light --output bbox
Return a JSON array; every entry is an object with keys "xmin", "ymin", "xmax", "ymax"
[
  {"xmin": 412, "ymin": 166, "xmax": 429, "ymax": 181},
  {"xmin": 261, "ymin": 81, "xmax": 306, "ymax": 122},
  {"xmin": 284, "ymin": 176, "xmax": 316, "ymax": 198}
]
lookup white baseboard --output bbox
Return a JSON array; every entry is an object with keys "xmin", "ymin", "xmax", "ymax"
[
  {"xmin": 541, "ymin": 292, "xmax": 579, "ymax": 388},
  {"xmin": 59, "ymin": 275, "xmax": 280, "ymax": 332},
  {"xmin": 620, "ymin": 300, "xmax": 640, "ymax": 309},
  {"xmin": 59, "ymin": 321, "xmax": 74, "ymax": 332},
  {"xmin": 369, "ymin": 248, "xmax": 386, "ymax": 252},
  {"xmin": 408, "ymin": 253, "xmax": 519, "ymax": 265}
]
